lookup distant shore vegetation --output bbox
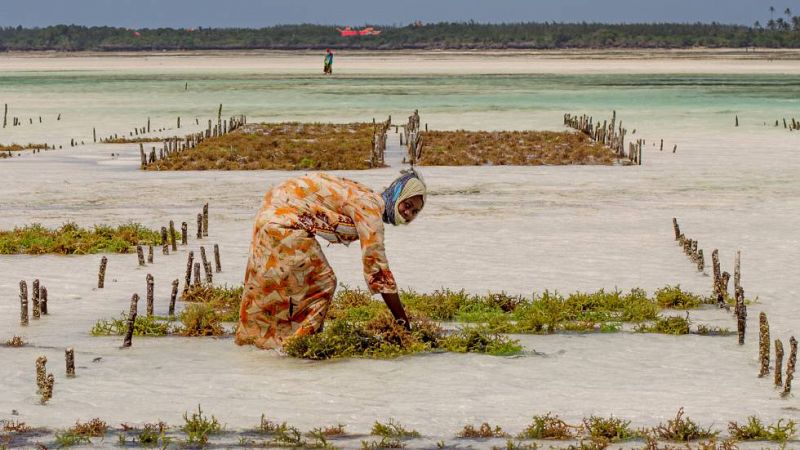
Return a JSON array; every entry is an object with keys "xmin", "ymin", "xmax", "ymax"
[{"xmin": 3, "ymin": 20, "xmax": 800, "ymax": 51}]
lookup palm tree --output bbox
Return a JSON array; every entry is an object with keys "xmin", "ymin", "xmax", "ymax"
[
  {"xmin": 785, "ymin": 8, "xmax": 792, "ymax": 19},
  {"xmin": 770, "ymin": 6, "xmax": 775, "ymax": 20},
  {"xmin": 753, "ymin": 20, "xmax": 762, "ymax": 29}
]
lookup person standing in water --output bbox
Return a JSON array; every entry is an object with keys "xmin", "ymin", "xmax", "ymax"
[
  {"xmin": 235, "ymin": 170, "xmax": 426, "ymax": 350},
  {"xmin": 323, "ymin": 48, "xmax": 333, "ymax": 75}
]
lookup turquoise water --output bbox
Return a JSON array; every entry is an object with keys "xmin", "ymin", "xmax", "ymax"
[{"xmin": 1, "ymin": 72, "xmax": 799, "ymax": 142}]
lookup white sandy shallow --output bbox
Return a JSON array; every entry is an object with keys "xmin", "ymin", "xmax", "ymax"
[{"xmin": 0, "ymin": 52, "xmax": 799, "ymax": 448}]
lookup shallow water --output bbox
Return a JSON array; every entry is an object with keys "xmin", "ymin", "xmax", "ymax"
[{"xmin": 1, "ymin": 52, "xmax": 799, "ymax": 445}]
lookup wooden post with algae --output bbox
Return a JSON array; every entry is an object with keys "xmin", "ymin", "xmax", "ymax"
[
  {"xmin": 137, "ymin": 245, "xmax": 145, "ymax": 266},
  {"xmin": 169, "ymin": 279, "xmax": 179, "ymax": 316},
  {"xmin": 197, "ymin": 214, "xmax": 203, "ymax": 239},
  {"xmin": 32, "ymin": 279, "xmax": 40, "ymax": 319},
  {"xmin": 41, "ymin": 373, "xmax": 54, "ymax": 404},
  {"xmin": 41, "ymin": 286, "xmax": 48, "ymax": 315},
  {"xmin": 193, "ymin": 263, "xmax": 201, "ymax": 287},
  {"xmin": 98, "ymin": 256, "xmax": 107, "ymax": 288},
  {"xmin": 65, "ymin": 348, "xmax": 75, "ymax": 378},
  {"xmin": 147, "ymin": 245, "xmax": 154, "ymax": 264},
  {"xmin": 783, "ymin": 337, "xmax": 797, "ymax": 398},
  {"xmin": 775, "ymin": 339, "xmax": 784, "ymax": 387},
  {"xmin": 169, "ymin": 220, "xmax": 177, "ymax": 251},
  {"xmin": 161, "ymin": 226, "xmax": 169, "ymax": 255},
  {"xmin": 181, "ymin": 222, "xmax": 188, "ymax": 245},
  {"xmin": 20, "ymin": 280, "xmax": 28, "ymax": 326},
  {"xmin": 711, "ymin": 249, "xmax": 721, "ymax": 295},
  {"xmin": 146, "ymin": 274, "xmax": 154, "ymax": 317},
  {"xmin": 203, "ymin": 203, "xmax": 209, "ymax": 237},
  {"xmin": 759, "ymin": 312, "xmax": 770, "ymax": 378},
  {"xmin": 734, "ymin": 250, "xmax": 741, "ymax": 292},
  {"xmin": 184, "ymin": 251, "xmax": 194, "ymax": 292},
  {"xmin": 736, "ymin": 287, "xmax": 746, "ymax": 345},
  {"xmin": 214, "ymin": 244, "xmax": 222, "ymax": 272},
  {"xmin": 36, "ymin": 356, "xmax": 47, "ymax": 394},
  {"xmin": 122, "ymin": 294, "xmax": 139, "ymax": 348}
]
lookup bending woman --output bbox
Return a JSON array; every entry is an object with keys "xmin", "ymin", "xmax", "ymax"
[{"xmin": 235, "ymin": 171, "xmax": 426, "ymax": 350}]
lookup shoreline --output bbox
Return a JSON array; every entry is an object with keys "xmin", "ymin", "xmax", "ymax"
[{"xmin": 2, "ymin": 48, "xmax": 800, "ymax": 74}]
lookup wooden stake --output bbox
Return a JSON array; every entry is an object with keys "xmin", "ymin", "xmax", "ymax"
[
  {"xmin": 214, "ymin": 244, "xmax": 222, "ymax": 272},
  {"xmin": 735, "ymin": 115, "xmax": 739, "ymax": 127},
  {"xmin": 783, "ymin": 337, "xmax": 797, "ymax": 397},
  {"xmin": 146, "ymin": 274, "xmax": 154, "ymax": 316},
  {"xmin": 41, "ymin": 373, "xmax": 54, "ymax": 404},
  {"xmin": 169, "ymin": 220, "xmax": 177, "ymax": 251},
  {"xmin": 32, "ymin": 279, "xmax": 40, "ymax": 319},
  {"xmin": 147, "ymin": 245, "xmax": 154, "ymax": 264},
  {"xmin": 161, "ymin": 227, "xmax": 169, "ymax": 255},
  {"xmin": 98, "ymin": 256, "xmax": 107, "ymax": 288},
  {"xmin": 65, "ymin": 348, "xmax": 75, "ymax": 378},
  {"xmin": 93, "ymin": 127, "xmax": 97, "ymax": 142},
  {"xmin": 36, "ymin": 356, "xmax": 47, "ymax": 393},
  {"xmin": 711, "ymin": 249, "xmax": 721, "ymax": 295},
  {"xmin": 41, "ymin": 286, "xmax": 48, "ymax": 315},
  {"xmin": 122, "ymin": 294, "xmax": 139, "ymax": 348},
  {"xmin": 137, "ymin": 245, "xmax": 145, "ymax": 266},
  {"xmin": 697, "ymin": 249, "xmax": 704, "ymax": 272},
  {"xmin": 202, "ymin": 203, "xmax": 209, "ymax": 236},
  {"xmin": 169, "ymin": 279, "xmax": 179, "ymax": 316},
  {"xmin": 181, "ymin": 222, "xmax": 188, "ymax": 245},
  {"xmin": 736, "ymin": 287, "xmax": 746, "ymax": 345},
  {"xmin": 20, "ymin": 280, "xmax": 28, "ymax": 326},
  {"xmin": 184, "ymin": 251, "xmax": 194, "ymax": 292},
  {"xmin": 775, "ymin": 339, "xmax": 784, "ymax": 387},
  {"xmin": 193, "ymin": 262, "xmax": 201, "ymax": 287},
  {"xmin": 734, "ymin": 250, "xmax": 741, "ymax": 292},
  {"xmin": 197, "ymin": 213, "xmax": 203, "ymax": 239},
  {"xmin": 759, "ymin": 312, "xmax": 770, "ymax": 377},
  {"xmin": 672, "ymin": 217, "xmax": 680, "ymax": 240}
]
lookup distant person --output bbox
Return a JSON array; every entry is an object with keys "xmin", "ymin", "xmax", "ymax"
[{"xmin": 323, "ymin": 49, "xmax": 333, "ymax": 75}]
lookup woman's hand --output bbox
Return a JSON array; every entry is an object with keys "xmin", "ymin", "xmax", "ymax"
[{"xmin": 380, "ymin": 292, "xmax": 411, "ymax": 331}]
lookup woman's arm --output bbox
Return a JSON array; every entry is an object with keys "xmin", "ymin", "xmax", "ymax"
[{"xmin": 381, "ymin": 292, "xmax": 410, "ymax": 331}]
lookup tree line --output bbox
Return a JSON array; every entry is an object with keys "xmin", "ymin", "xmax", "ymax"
[{"xmin": 1, "ymin": 21, "xmax": 800, "ymax": 51}]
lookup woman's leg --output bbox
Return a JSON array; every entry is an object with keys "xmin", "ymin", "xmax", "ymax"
[{"xmin": 235, "ymin": 224, "xmax": 336, "ymax": 349}]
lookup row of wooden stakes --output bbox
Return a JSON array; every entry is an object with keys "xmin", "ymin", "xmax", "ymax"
[
  {"xmin": 672, "ymin": 217, "xmax": 797, "ymax": 396},
  {"xmin": 139, "ymin": 114, "xmax": 246, "ymax": 168},
  {"xmin": 673, "ymin": 218, "xmax": 746, "ymax": 341},
  {"xmin": 563, "ymin": 111, "xmax": 642, "ymax": 165},
  {"xmin": 2, "ymin": 103, "xmax": 59, "ymax": 129}
]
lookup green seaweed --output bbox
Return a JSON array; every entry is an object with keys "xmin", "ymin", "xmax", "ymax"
[{"xmin": 0, "ymin": 222, "xmax": 161, "ymax": 254}]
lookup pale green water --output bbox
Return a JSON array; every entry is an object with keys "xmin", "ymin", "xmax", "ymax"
[{"xmin": 1, "ymin": 72, "xmax": 799, "ymax": 142}]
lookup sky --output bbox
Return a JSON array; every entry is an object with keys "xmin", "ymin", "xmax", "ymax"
[{"xmin": 0, "ymin": 0, "xmax": 798, "ymax": 28}]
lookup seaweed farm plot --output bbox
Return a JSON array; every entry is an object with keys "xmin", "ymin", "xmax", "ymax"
[
  {"xmin": 414, "ymin": 129, "xmax": 617, "ymax": 166},
  {"xmin": 143, "ymin": 119, "xmax": 390, "ymax": 171},
  {"xmin": 88, "ymin": 283, "xmax": 740, "ymax": 361}
]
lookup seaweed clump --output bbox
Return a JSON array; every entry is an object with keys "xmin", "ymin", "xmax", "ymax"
[
  {"xmin": 728, "ymin": 416, "xmax": 797, "ymax": 442},
  {"xmin": 283, "ymin": 311, "xmax": 521, "ymax": 360},
  {"xmin": 650, "ymin": 408, "xmax": 718, "ymax": 441}
]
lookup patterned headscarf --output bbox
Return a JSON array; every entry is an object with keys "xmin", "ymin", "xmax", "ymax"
[{"xmin": 381, "ymin": 169, "xmax": 427, "ymax": 225}]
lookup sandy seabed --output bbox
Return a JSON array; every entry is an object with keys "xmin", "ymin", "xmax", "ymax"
[{"xmin": 0, "ymin": 50, "xmax": 799, "ymax": 448}]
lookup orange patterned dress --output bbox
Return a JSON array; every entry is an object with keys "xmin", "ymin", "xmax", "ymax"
[{"xmin": 235, "ymin": 173, "xmax": 398, "ymax": 349}]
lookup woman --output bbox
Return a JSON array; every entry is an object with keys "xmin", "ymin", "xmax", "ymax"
[{"xmin": 235, "ymin": 170, "xmax": 426, "ymax": 349}]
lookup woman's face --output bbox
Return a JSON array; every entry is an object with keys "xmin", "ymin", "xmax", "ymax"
[{"xmin": 398, "ymin": 195, "xmax": 424, "ymax": 223}]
